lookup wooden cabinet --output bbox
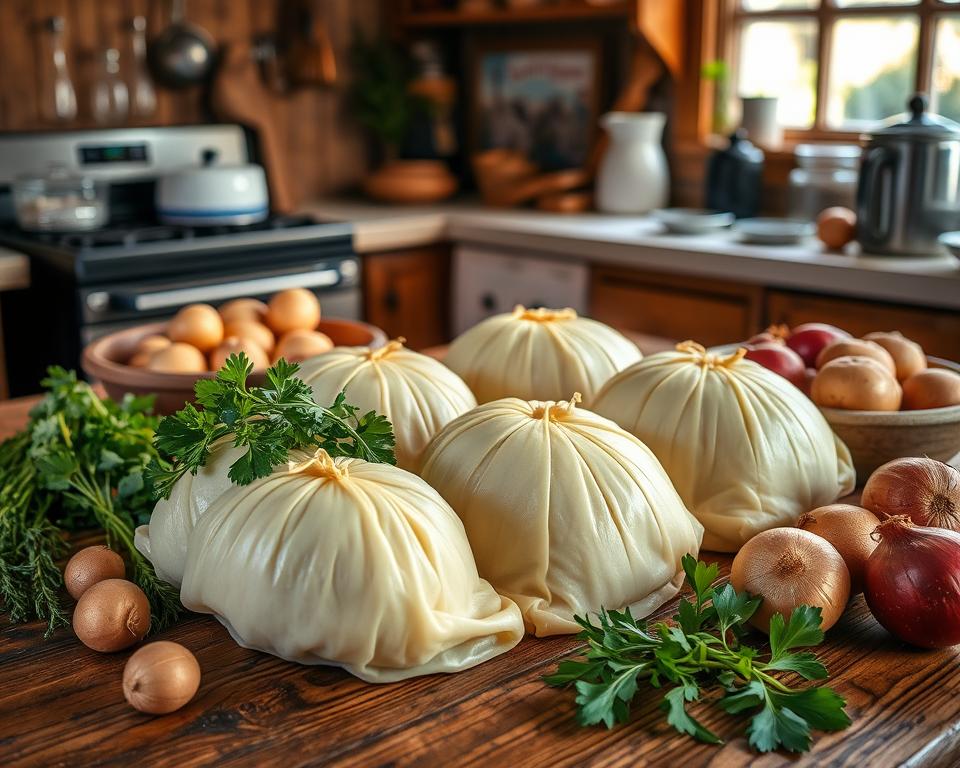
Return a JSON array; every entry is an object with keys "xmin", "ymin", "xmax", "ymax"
[
  {"xmin": 589, "ymin": 265, "xmax": 764, "ymax": 347},
  {"xmin": 363, "ymin": 245, "xmax": 451, "ymax": 350},
  {"xmin": 767, "ymin": 290, "xmax": 960, "ymax": 361}
]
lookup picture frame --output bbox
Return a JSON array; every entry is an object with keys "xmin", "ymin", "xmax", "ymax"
[{"xmin": 467, "ymin": 36, "xmax": 603, "ymax": 172}]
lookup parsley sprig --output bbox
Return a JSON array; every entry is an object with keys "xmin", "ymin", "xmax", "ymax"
[
  {"xmin": 544, "ymin": 555, "xmax": 850, "ymax": 753},
  {"xmin": 149, "ymin": 353, "xmax": 396, "ymax": 498},
  {"xmin": 0, "ymin": 368, "xmax": 179, "ymax": 634}
]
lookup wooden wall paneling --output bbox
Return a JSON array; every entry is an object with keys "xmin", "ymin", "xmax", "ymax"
[{"xmin": 0, "ymin": 1, "xmax": 40, "ymax": 129}]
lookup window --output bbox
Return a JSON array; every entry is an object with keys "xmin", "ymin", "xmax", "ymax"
[{"xmin": 728, "ymin": 0, "xmax": 960, "ymax": 135}]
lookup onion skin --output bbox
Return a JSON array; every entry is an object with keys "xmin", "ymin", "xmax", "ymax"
[
  {"xmin": 743, "ymin": 343, "xmax": 806, "ymax": 387},
  {"xmin": 862, "ymin": 457, "xmax": 960, "ymax": 532},
  {"xmin": 73, "ymin": 579, "xmax": 150, "ymax": 653},
  {"xmin": 730, "ymin": 528, "xmax": 851, "ymax": 634},
  {"xmin": 123, "ymin": 642, "xmax": 201, "ymax": 715},
  {"xmin": 797, "ymin": 504, "xmax": 880, "ymax": 594},
  {"xmin": 864, "ymin": 516, "xmax": 960, "ymax": 648},
  {"xmin": 63, "ymin": 545, "xmax": 126, "ymax": 600}
]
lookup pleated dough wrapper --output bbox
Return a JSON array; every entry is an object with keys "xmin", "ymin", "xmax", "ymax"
[
  {"xmin": 135, "ymin": 441, "xmax": 247, "ymax": 587},
  {"xmin": 444, "ymin": 306, "xmax": 642, "ymax": 404},
  {"xmin": 418, "ymin": 394, "xmax": 704, "ymax": 636},
  {"xmin": 180, "ymin": 450, "xmax": 524, "ymax": 682},
  {"xmin": 591, "ymin": 342, "xmax": 856, "ymax": 552},
  {"xmin": 298, "ymin": 340, "xmax": 476, "ymax": 470}
]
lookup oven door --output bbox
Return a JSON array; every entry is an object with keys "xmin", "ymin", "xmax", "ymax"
[{"xmin": 78, "ymin": 257, "xmax": 361, "ymax": 344}]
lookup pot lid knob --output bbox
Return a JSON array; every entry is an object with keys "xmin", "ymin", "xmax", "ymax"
[{"xmin": 908, "ymin": 93, "xmax": 927, "ymax": 122}]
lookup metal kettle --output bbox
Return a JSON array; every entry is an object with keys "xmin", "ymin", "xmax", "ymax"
[{"xmin": 856, "ymin": 94, "xmax": 960, "ymax": 256}]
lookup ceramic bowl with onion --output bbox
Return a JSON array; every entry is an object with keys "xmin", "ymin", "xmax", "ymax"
[{"xmin": 82, "ymin": 319, "xmax": 387, "ymax": 415}]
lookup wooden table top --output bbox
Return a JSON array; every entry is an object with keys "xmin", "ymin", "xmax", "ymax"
[{"xmin": 2, "ymin": 387, "xmax": 960, "ymax": 767}]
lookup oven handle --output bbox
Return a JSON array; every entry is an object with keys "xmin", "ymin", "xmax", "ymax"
[{"xmin": 113, "ymin": 269, "xmax": 342, "ymax": 311}]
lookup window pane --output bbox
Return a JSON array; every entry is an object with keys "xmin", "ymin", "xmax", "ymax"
[
  {"xmin": 825, "ymin": 16, "xmax": 919, "ymax": 128},
  {"xmin": 741, "ymin": 0, "xmax": 817, "ymax": 9},
  {"xmin": 737, "ymin": 20, "xmax": 818, "ymax": 128},
  {"xmin": 835, "ymin": 0, "xmax": 918, "ymax": 6},
  {"xmin": 933, "ymin": 17, "xmax": 960, "ymax": 122}
]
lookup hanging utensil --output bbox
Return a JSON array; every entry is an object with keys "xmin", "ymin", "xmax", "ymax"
[
  {"xmin": 91, "ymin": 48, "xmax": 129, "ymax": 126},
  {"xmin": 130, "ymin": 16, "xmax": 157, "ymax": 117},
  {"xmin": 148, "ymin": 0, "xmax": 215, "ymax": 89},
  {"xmin": 285, "ymin": 1, "xmax": 337, "ymax": 88},
  {"xmin": 42, "ymin": 16, "xmax": 77, "ymax": 122}
]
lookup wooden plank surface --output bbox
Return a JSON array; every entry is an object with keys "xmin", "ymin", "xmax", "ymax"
[{"xmin": 2, "ymin": 392, "xmax": 960, "ymax": 767}]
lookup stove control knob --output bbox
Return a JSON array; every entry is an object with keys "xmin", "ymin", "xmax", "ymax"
[{"xmin": 86, "ymin": 292, "xmax": 110, "ymax": 312}]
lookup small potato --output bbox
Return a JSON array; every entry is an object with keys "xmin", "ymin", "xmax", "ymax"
[
  {"xmin": 811, "ymin": 356, "xmax": 902, "ymax": 411},
  {"xmin": 901, "ymin": 369, "xmax": 960, "ymax": 410},
  {"xmin": 167, "ymin": 305, "xmax": 223, "ymax": 353},
  {"xmin": 218, "ymin": 298, "xmax": 268, "ymax": 325},
  {"xmin": 223, "ymin": 320, "xmax": 275, "ymax": 355},
  {"xmin": 816, "ymin": 338, "xmax": 896, "ymax": 377},
  {"xmin": 209, "ymin": 337, "xmax": 271, "ymax": 371},
  {"xmin": 863, "ymin": 331, "xmax": 927, "ymax": 382},
  {"xmin": 147, "ymin": 343, "xmax": 208, "ymax": 374},
  {"xmin": 265, "ymin": 289, "xmax": 321, "ymax": 335}
]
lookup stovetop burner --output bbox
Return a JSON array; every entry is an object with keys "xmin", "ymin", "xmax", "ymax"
[{"xmin": 18, "ymin": 214, "xmax": 321, "ymax": 252}]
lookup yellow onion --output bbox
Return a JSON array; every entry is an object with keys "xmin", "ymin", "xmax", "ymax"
[
  {"xmin": 73, "ymin": 579, "xmax": 150, "ymax": 652},
  {"xmin": 730, "ymin": 528, "xmax": 850, "ymax": 633},
  {"xmin": 63, "ymin": 545, "xmax": 126, "ymax": 600},
  {"xmin": 797, "ymin": 504, "xmax": 879, "ymax": 594},
  {"xmin": 123, "ymin": 641, "xmax": 201, "ymax": 714}
]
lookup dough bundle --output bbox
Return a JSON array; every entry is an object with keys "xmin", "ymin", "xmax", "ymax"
[
  {"xmin": 297, "ymin": 339, "xmax": 476, "ymax": 470},
  {"xmin": 178, "ymin": 450, "xmax": 525, "ymax": 682},
  {"xmin": 592, "ymin": 342, "xmax": 856, "ymax": 552},
  {"xmin": 443, "ymin": 306, "xmax": 641, "ymax": 404},
  {"xmin": 418, "ymin": 394, "xmax": 704, "ymax": 636}
]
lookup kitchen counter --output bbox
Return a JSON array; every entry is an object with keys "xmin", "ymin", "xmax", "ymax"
[
  {"xmin": 3, "ymin": 388, "xmax": 960, "ymax": 768},
  {"xmin": 300, "ymin": 199, "xmax": 960, "ymax": 311}
]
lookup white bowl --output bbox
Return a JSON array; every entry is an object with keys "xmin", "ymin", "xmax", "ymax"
[{"xmin": 651, "ymin": 208, "xmax": 735, "ymax": 235}]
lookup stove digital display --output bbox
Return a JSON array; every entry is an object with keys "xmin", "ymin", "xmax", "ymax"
[{"xmin": 78, "ymin": 144, "xmax": 149, "ymax": 164}]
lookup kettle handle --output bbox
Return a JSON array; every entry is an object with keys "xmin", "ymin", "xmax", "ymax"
[{"xmin": 857, "ymin": 146, "xmax": 897, "ymax": 244}]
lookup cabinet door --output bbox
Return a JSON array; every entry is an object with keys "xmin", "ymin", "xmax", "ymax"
[
  {"xmin": 766, "ymin": 290, "xmax": 960, "ymax": 361},
  {"xmin": 363, "ymin": 246, "xmax": 450, "ymax": 350},
  {"xmin": 590, "ymin": 265, "xmax": 764, "ymax": 346}
]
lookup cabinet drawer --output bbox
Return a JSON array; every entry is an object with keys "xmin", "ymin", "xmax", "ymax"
[
  {"xmin": 766, "ymin": 290, "xmax": 960, "ymax": 361},
  {"xmin": 590, "ymin": 266, "xmax": 763, "ymax": 347}
]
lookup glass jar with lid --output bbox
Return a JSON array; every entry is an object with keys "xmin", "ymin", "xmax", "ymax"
[
  {"xmin": 788, "ymin": 144, "xmax": 861, "ymax": 221},
  {"xmin": 12, "ymin": 165, "xmax": 108, "ymax": 232}
]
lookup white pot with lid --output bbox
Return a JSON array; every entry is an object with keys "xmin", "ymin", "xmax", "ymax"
[{"xmin": 155, "ymin": 149, "xmax": 269, "ymax": 226}]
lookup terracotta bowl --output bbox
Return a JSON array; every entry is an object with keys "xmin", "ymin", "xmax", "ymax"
[
  {"xmin": 713, "ymin": 343, "xmax": 960, "ymax": 478},
  {"xmin": 82, "ymin": 318, "xmax": 388, "ymax": 415},
  {"xmin": 819, "ymin": 356, "xmax": 960, "ymax": 478}
]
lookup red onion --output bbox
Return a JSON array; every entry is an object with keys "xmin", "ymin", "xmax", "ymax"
[
  {"xmin": 862, "ymin": 457, "xmax": 960, "ymax": 532},
  {"xmin": 864, "ymin": 516, "xmax": 960, "ymax": 648},
  {"xmin": 786, "ymin": 323, "xmax": 850, "ymax": 368},
  {"xmin": 743, "ymin": 343, "xmax": 806, "ymax": 387}
]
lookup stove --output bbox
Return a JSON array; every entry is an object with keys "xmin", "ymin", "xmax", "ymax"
[{"xmin": 0, "ymin": 125, "xmax": 358, "ymax": 396}]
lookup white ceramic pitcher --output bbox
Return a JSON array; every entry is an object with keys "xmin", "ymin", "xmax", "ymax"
[{"xmin": 595, "ymin": 112, "xmax": 669, "ymax": 214}]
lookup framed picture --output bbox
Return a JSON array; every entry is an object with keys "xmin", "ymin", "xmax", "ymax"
[{"xmin": 469, "ymin": 38, "xmax": 602, "ymax": 172}]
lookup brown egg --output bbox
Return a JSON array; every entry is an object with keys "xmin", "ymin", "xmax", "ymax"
[
  {"xmin": 167, "ymin": 304, "xmax": 224, "ymax": 353},
  {"xmin": 811, "ymin": 356, "xmax": 902, "ymax": 411},
  {"xmin": 816, "ymin": 338, "xmax": 897, "ymax": 376},
  {"xmin": 816, "ymin": 207, "xmax": 857, "ymax": 250},
  {"xmin": 209, "ymin": 336, "xmax": 271, "ymax": 371},
  {"xmin": 123, "ymin": 641, "xmax": 201, "ymax": 715},
  {"xmin": 223, "ymin": 320, "xmax": 275, "ymax": 355},
  {"xmin": 128, "ymin": 351, "xmax": 154, "ymax": 368},
  {"xmin": 147, "ymin": 343, "xmax": 208, "ymax": 374},
  {"xmin": 64, "ymin": 546, "xmax": 126, "ymax": 600},
  {"xmin": 73, "ymin": 579, "xmax": 150, "ymax": 653},
  {"xmin": 863, "ymin": 331, "xmax": 927, "ymax": 381},
  {"xmin": 273, "ymin": 329, "xmax": 334, "ymax": 363},
  {"xmin": 266, "ymin": 289, "xmax": 321, "ymax": 335},
  {"xmin": 136, "ymin": 335, "xmax": 172, "ymax": 354},
  {"xmin": 901, "ymin": 369, "xmax": 960, "ymax": 410},
  {"xmin": 218, "ymin": 298, "xmax": 268, "ymax": 325}
]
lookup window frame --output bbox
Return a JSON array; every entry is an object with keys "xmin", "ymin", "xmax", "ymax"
[{"xmin": 721, "ymin": 0, "xmax": 958, "ymax": 141}]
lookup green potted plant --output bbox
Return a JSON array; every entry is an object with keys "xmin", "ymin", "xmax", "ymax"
[{"xmin": 348, "ymin": 31, "xmax": 457, "ymax": 203}]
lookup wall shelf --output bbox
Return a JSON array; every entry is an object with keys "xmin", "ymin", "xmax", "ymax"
[{"xmin": 397, "ymin": 2, "xmax": 631, "ymax": 29}]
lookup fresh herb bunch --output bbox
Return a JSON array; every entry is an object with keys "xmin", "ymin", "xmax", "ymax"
[
  {"xmin": 0, "ymin": 368, "xmax": 179, "ymax": 634},
  {"xmin": 545, "ymin": 555, "xmax": 850, "ymax": 753},
  {"xmin": 149, "ymin": 353, "xmax": 396, "ymax": 499}
]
